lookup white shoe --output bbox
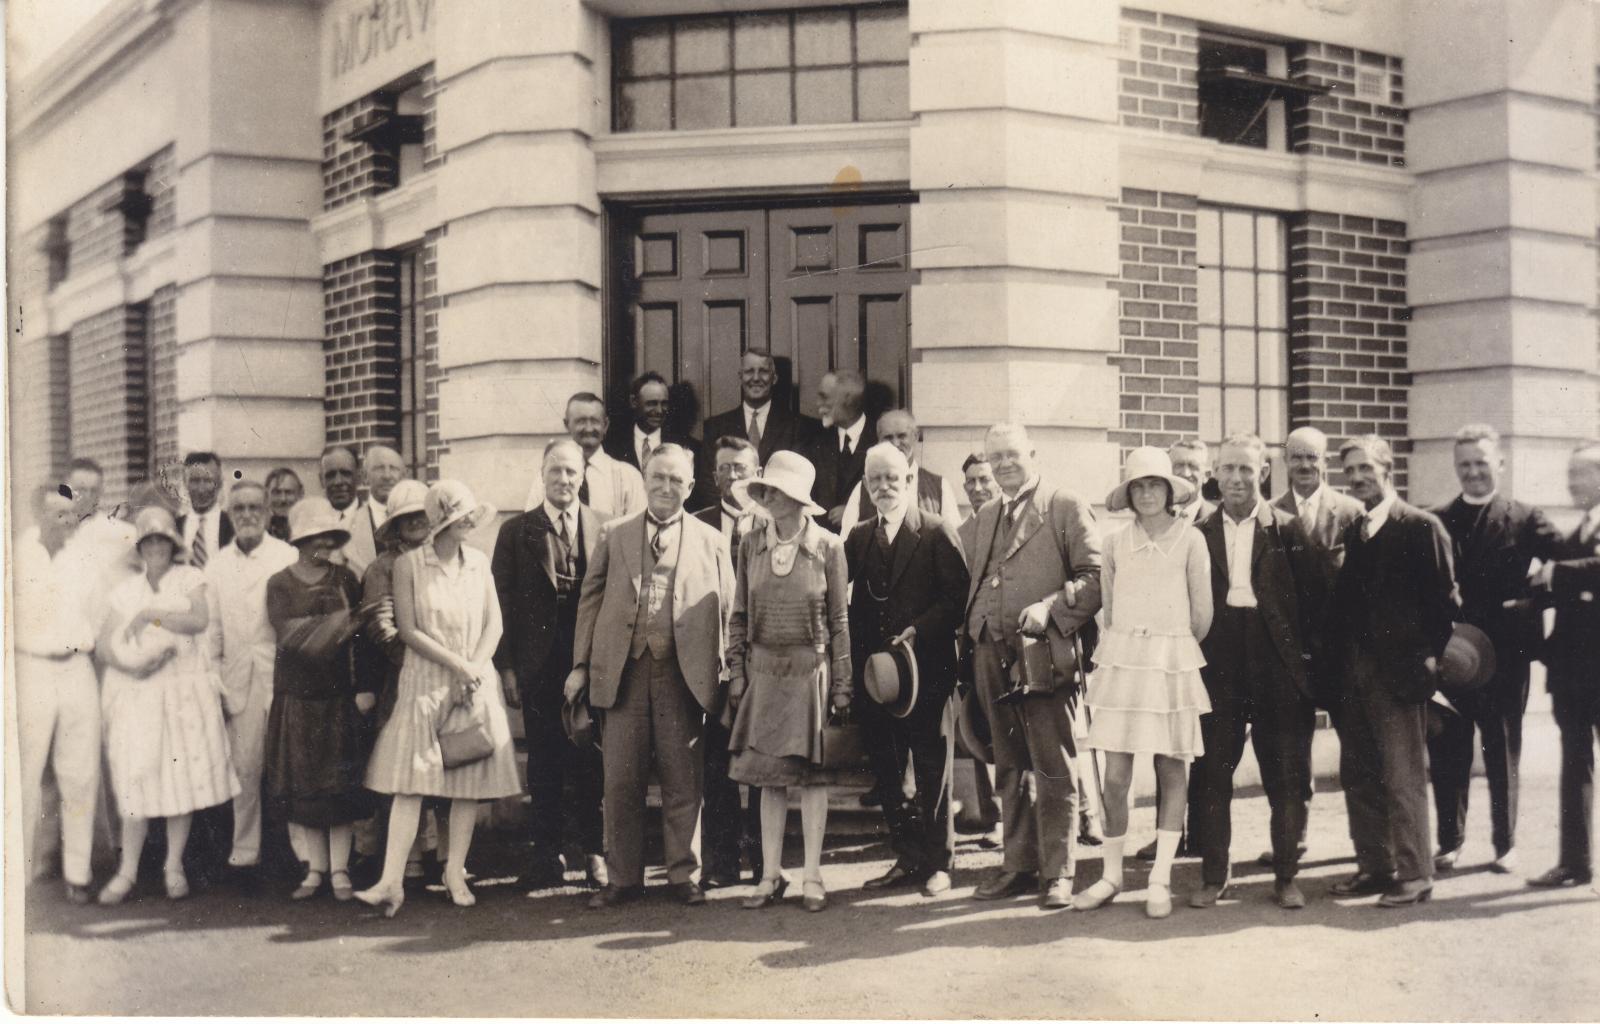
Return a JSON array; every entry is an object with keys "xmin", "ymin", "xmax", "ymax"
[
  {"xmin": 1070, "ymin": 878, "xmax": 1120, "ymax": 911},
  {"xmin": 1146, "ymin": 883, "xmax": 1173, "ymax": 919}
]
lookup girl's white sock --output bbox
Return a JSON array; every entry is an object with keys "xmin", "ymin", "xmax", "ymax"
[
  {"xmin": 1101, "ymin": 834, "xmax": 1126, "ymax": 888},
  {"xmin": 1150, "ymin": 828, "xmax": 1182, "ymax": 888}
]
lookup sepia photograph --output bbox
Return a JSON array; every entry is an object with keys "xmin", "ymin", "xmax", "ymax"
[{"xmin": 5, "ymin": 0, "xmax": 1599, "ymax": 1018}]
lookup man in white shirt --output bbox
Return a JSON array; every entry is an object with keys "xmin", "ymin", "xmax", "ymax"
[
  {"xmin": 699, "ymin": 347, "xmax": 822, "ymax": 479},
  {"xmin": 179, "ymin": 451, "xmax": 234, "ymax": 569},
  {"xmin": 363, "ymin": 445, "xmax": 407, "ymax": 534},
  {"xmin": 525, "ymin": 392, "xmax": 647, "ymax": 522},
  {"xmin": 1169, "ymin": 439, "xmax": 1217, "ymax": 526},
  {"xmin": 322, "ymin": 446, "xmax": 379, "ymax": 576},
  {"xmin": 16, "ymin": 485, "xmax": 103, "ymax": 903},
  {"xmin": 839, "ymin": 410, "xmax": 961, "ymax": 538},
  {"xmin": 1275, "ymin": 426, "xmax": 1365, "ymax": 578},
  {"xmin": 206, "ymin": 480, "xmax": 298, "ymax": 878}
]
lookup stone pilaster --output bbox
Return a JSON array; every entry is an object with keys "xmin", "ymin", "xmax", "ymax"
[
  {"xmin": 908, "ymin": 0, "xmax": 1124, "ymax": 497},
  {"xmin": 1407, "ymin": 0, "xmax": 1599, "ymax": 508}
]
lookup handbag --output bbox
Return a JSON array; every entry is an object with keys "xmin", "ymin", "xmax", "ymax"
[{"xmin": 437, "ymin": 693, "xmax": 495, "ymax": 769}]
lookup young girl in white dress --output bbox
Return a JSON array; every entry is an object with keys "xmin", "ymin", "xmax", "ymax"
[{"xmin": 1073, "ymin": 447, "xmax": 1213, "ymax": 919}]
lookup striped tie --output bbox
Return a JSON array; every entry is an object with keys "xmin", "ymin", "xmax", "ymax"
[{"xmin": 191, "ymin": 515, "xmax": 208, "ymax": 568}]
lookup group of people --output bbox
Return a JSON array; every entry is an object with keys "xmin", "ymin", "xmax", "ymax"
[{"xmin": 16, "ymin": 346, "xmax": 1600, "ymax": 923}]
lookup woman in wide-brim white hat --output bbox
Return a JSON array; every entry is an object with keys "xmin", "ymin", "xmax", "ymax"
[
  {"xmin": 724, "ymin": 449, "xmax": 852, "ymax": 913},
  {"xmin": 1073, "ymin": 445, "xmax": 1213, "ymax": 920},
  {"xmin": 358, "ymin": 480, "xmax": 520, "ymax": 917}
]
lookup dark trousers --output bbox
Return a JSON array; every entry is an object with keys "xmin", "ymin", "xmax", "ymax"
[
  {"xmin": 1195, "ymin": 606, "xmax": 1316, "ymax": 884},
  {"xmin": 521, "ymin": 682, "xmax": 603, "ymax": 864},
  {"xmin": 974, "ymin": 637, "xmax": 1079, "ymax": 881},
  {"xmin": 702, "ymin": 714, "xmax": 762, "ymax": 878},
  {"xmin": 859, "ymin": 692, "xmax": 953, "ymax": 875},
  {"xmin": 1336, "ymin": 649, "xmax": 1433, "ymax": 883},
  {"xmin": 1427, "ymin": 666, "xmax": 1530, "ymax": 857},
  {"xmin": 1551, "ymin": 681, "xmax": 1600, "ymax": 873},
  {"xmin": 601, "ymin": 652, "xmax": 705, "ymax": 888}
]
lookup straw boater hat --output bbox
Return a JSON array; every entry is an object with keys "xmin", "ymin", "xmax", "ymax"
[
  {"xmin": 1104, "ymin": 446, "xmax": 1196, "ymax": 512},
  {"xmin": 133, "ymin": 506, "xmax": 184, "ymax": 550},
  {"xmin": 376, "ymin": 479, "xmax": 429, "ymax": 545},
  {"xmin": 733, "ymin": 450, "xmax": 825, "ymax": 517},
  {"xmin": 864, "ymin": 635, "xmax": 920, "ymax": 719},
  {"xmin": 425, "ymin": 480, "xmax": 496, "ymax": 541},
  {"xmin": 288, "ymin": 497, "xmax": 352, "ymax": 547}
]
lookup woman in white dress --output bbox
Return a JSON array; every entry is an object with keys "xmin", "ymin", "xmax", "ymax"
[
  {"xmin": 356, "ymin": 481, "xmax": 519, "ymax": 916},
  {"xmin": 96, "ymin": 508, "xmax": 239, "ymax": 904}
]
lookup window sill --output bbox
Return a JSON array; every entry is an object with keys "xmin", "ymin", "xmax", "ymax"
[{"xmin": 311, "ymin": 171, "xmax": 438, "ymax": 264}]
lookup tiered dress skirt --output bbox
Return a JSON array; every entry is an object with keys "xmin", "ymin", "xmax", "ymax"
[{"xmin": 1085, "ymin": 626, "xmax": 1210, "ymax": 761}]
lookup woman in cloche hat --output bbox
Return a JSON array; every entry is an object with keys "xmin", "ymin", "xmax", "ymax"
[
  {"xmin": 724, "ymin": 450, "xmax": 852, "ymax": 913},
  {"xmin": 1072, "ymin": 446, "xmax": 1214, "ymax": 920},
  {"xmin": 262, "ymin": 498, "xmax": 376, "ymax": 902},
  {"xmin": 358, "ymin": 481, "xmax": 520, "ymax": 916},
  {"xmin": 96, "ymin": 508, "xmax": 241, "ymax": 904}
]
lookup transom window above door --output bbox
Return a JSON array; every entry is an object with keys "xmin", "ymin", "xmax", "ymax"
[{"xmin": 612, "ymin": 4, "xmax": 910, "ymax": 132}]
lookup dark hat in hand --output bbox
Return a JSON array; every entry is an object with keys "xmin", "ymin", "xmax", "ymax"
[
  {"xmin": 864, "ymin": 635, "xmax": 919, "ymax": 719},
  {"xmin": 1438, "ymin": 622, "xmax": 1496, "ymax": 694},
  {"xmin": 956, "ymin": 687, "xmax": 994, "ymax": 765},
  {"xmin": 562, "ymin": 699, "xmax": 599, "ymax": 751}
]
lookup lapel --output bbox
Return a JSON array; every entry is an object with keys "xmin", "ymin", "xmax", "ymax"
[
  {"xmin": 528, "ymin": 506, "xmax": 558, "ymax": 590},
  {"xmin": 887, "ymin": 505, "xmax": 923, "ymax": 591},
  {"xmin": 1363, "ymin": 501, "xmax": 1399, "ymax": 597},
  {"xmin": 1467, "ymin": 495, "xmax": 1511, "ymax": 562},
  {"xmin": 1001, "ymin": 486, "xmax": 1045, "ymax": 563},
  {"xmin": 976, "ymin": 498, "xmax": 1004, "ymax": 575},
  {"xmin": 1316, "ymin": 498, "xmax": 1339, "ymax": 551},
  {"xmin": 1202, "ymin": 510, "xmax": 1228, "ymax": 591},
  {"xmin": 619, "ymin": 513, "xmax": 644, "ymax": 597},
  {"xmin": 1250, "ymin": 502, "xmax": 1275, "ymax": 574}
]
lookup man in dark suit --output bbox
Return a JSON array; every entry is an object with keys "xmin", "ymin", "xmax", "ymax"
[
  {"xmin": 178, "ymin": 451, "xmax": 234, "ymax": 567},
  {"xmin": 1190, "ymin": 433, "xmax": 1323, "ymax": 910},
  {"xmin": 846, "ymin": 443, "xmax": 970, "ymax": 897},
  {"xmin": 700, "ymin": 347, "xmax": 821, "ymax": 477},
  {"xmin": 1427, "ymin": 424, "xmax": 1563, "ymax": 875},
  {"xmin": 693, "ymin": 435, "xmax": 763, "ymax": 887},
  {"xmin": 567, "ymin": 444, "xmax": 735, "ymax": 908},
  {"xmin": 604, "ymin": 370, "xmax": 703, "ymax": 477},
  {"xmin": 493, "ymin": 438, "xmax": 605, "ymax": 890},
  {"xmin": 1527, "ymin": 442, "xmax": 1600, "ymax": 889},
  {"xmin": 810, "ymin": 369, "xmax": 873, "ymax": 531},
  {"xmin": 1327, "ymin": 435, "xmax": 1458, "ymax": 907}
]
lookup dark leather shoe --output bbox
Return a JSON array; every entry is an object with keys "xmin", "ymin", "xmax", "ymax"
[
  {"xmin": 1274, "ymin": 879, "xmax": 1306, "ymax": 909},
  {"xmin": 586, "ymin": 885, "xmax": 643, "ymax": 910},
  {"xmin": 973, "ymin": 870, "xmax": 1037, "ymax": 900},
  {"xmin": 864, "ymin": 863, "xmax": 923, "ymax": 890},
  {"xmin": 63, "ymin": 883, "xmax": 92, "ymax": 906},
  {"xmin": 1331, "ymin": 870, "xmax": 1395, "ymax": 897},
  {"xmin": 1377, "ymin": 879, "xmax": 1433, "ymax": 907},
  {"xmin": 1188, "ymin": 881, "xmax": 1228, "ymax": 908},
  {"xmin": 1433, "ymin": 846, "xmax": 1463, "ymax": 872},
  {"xmin": 673, "ymin": 881, "xmax": 706, "ymax": 905},
  {"xmin": 1527, "ymin": 865, "xmax": 1593, "ymax": 888},
  {"xmin": 699, "ymin": 869, "xmax": 741, "ymax": 891},
  {"xmin": 922, "ymin": 870, "xmax": 952, "ymax": 896},
  {"xmin": 517, "ymin": 859, "xmax": 567, "ymax": 892}
]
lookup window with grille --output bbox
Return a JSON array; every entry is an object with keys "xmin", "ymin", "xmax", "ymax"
[
  {"xmin": 396, "ymin": 247, "xmax": 427, "ymax": 479},
  {"xmin": 612, "ymin": 4, "xmax": 909, "ymax": 132},
  {"xmin": 1197, "ymin": 206, "xmax": 1289, "ymax": 470}
]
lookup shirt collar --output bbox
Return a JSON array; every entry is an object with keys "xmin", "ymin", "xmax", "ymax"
[
  {"xmin": 721, "ymin": 499, "xmax": 745, "ymax": 521},
  {"xmin": 838, "ymin": 415, "xmax": 866, "ymax": 446},
  {"xmin": 634, "ymin": 424, "xmax": 661, "ymax": 447},
  {"xmin": 878, "ymin": 500, "xmax": 909, "ymax": 534},
  {"xmin": 742, "ymin": 401, "xmax": 770, "ymax": 420},
  {"xmin": 1002, "ymin": 475, "xmax": 1040, "ymax": 509},
  {"xmin": 1364, "ymin": 492, "xmax": 1399, "ymax": 533},
  {"xmin": 1223, "ymin": 500, "xmax": 1263, "ymax": 526},
  {"xmin": 1131, "ymin": 516, "xmax": 1187, "ymax": 553},
  {"xmin": 1461, "ymin": 490, "xmax": 1498, "ymax": 507},
  {"xmin": 646, "ymin": 509, "xmax": 683, "ymax": 530},
  {"xmin": 543, "ymin": 500, "xmax": 576, "ymax": 527},
  {"xmin": 1294, "ymin": 483, "xmax": 1325, "ymax": 509}
]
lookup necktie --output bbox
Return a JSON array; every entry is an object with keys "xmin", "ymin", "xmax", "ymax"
[
  {"xmin": 841, "ymin": 433, "xmax": 851, "ymax": 456},
  {"xmin": 874, "ymin": 516, "xmax": 891, "ymax": 551},
  {"xmin": 748, "ymin": 410, "xmax": 763, "ymax": 454},
  {"xmin": 640, "ymin": 437, "xmax": 653, "ymax": 469},
  {"xmin": 650, "ymin": 519, "xmax": 667, "ymax": 560},
  {"xmin": 578, "ymin": 459, "xmax": 591, "ymax": 507},
  {"xmin": 1297, "ymin": 496, "xmax": 1314, "ymax": 527},
  {"xmin": 191, "ymin": 514, "xmax": 208, "ymax": 568}
]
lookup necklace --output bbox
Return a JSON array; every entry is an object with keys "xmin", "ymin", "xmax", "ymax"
[{"xmin": 769, "ymin": 520, "xmax": 806, "ymax": 577}]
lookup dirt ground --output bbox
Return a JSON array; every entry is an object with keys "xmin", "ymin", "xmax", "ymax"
[{"xmin": 14, "ymin": 721, "xmax": 1599, "ymax": 1021}]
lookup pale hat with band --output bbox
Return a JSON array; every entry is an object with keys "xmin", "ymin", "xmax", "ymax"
[
  {"xmin": 1105, "ymin": 446, "xmax": 1196, "ymax": 512},
  {"xmin": 863, "ymin": 635, "xmax": 920, "ymax": 719},
  {"xmin": 288, "ymin": 497, "xmax": 352, "ymax": 547},
  {"xmin": 425, "ymin": 480, "xmax": 497, "ymax": 541},
  {"xmin": 133, "ymin": 506, "xmax": 184, "ymax": 549},
  {"xmin": 377, "ymin": 479, "xmax": 430, "ymax": 544},
  {"xmin": 733, "ymin": 449, "xmax": 825, "ymax": 517}
]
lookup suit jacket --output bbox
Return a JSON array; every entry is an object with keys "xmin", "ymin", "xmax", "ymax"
[
  {"xmin": 604, "ymin": 424, "xmax": 703, "ymax": 474},
  {"xmin": 1198, "ymin": 501, "xmax": 1319, "ymax": 702},
  {"xmin": 1274, "ymin": 485, "xmax": 1365, "ymax": 583},
  {"xmin": 961, "ymin": 481, "xmax": 1103, "ymax": 689},
  {"xmin": 701, "ymin": 401, "xmax": 821, "ymax": 473},
  {"xmin": 845, "ymin": 505, "xmax": 970, "ymax": 726},
  {"xmin": 571, "ymin": 509, "xmax": 735, "ymax": 713},
  {"xmin": 1328, "ymin": 499, "xmax": 1459, "ymax": 703},
  {"xmin": 491, "ymin": 503, "xmax": 601, "ymax": 680},
  {"xmin": 810, "ymin": 418, "xmax": 877, "ymax": 521},
  {"xmin": 1431, "ymin": 494, "xmax": 1563, "ymax": 674},
  {"xmin": 178, "ymin": 508, "xmax": 235, "ymax": 561},
  {"xmin": 1543, "ymin": 520, "xmax": 1600, "ymax": 692}
]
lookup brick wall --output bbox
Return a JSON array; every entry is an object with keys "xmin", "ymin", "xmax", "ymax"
[
  {"xmin": 1288, "ymin": 212, "xmax": 1411, "ymax": 492},
  {"xmin": 323, "ymin": 251, "xmax": 403, "ymax": 448},
  {"xmin": 1118, "ymin": 9, "xmax": 1199, "ymax": 136},
  {"xmin": 421, "ymin": 227, "xmax": 446, "ymax": 479},
  {"xmin": 1107, "ymin": 188, "xmax": 1201, "ymax": 452},
  {"xmin": 1288, "ymin": 43, "xmax": 1405, "ymax": 168},
  {"xmin": 8, "ymin": 335, "xmax": 72, "ymax": 491},
  {"xmin": 142, "ymin": 146, "xmax": 178, "ymax": 242},
  {"xmin": 321, "ymin": 64, "xmax": 438, "ymax": 211},
  {"xmin": 421, "ymin": 67, "xmax": 442, "ymax": 172},
  {"xmin": 146, "ymin": 285, "xmax": 180, "ymax": 474},
  {"xmin": 69, "ymin": 306, "xmax": 149, "ymax": 504},
  {"xmin": 62, "ymin": 178, "xmax": 127, "ymax": 281}
]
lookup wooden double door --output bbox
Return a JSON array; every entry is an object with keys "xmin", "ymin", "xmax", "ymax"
[{"xmin": 610, "ymin": 197, "xmax": 915, "ymax": 435}]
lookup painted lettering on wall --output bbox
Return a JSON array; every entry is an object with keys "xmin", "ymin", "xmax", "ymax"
[{"xmin": 331, "ymin": 0, "xmax": 434, "ymax": 78}]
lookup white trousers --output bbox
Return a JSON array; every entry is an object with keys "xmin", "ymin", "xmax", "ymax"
[
  {"xmin": 225, "ymin": 673, "xmax": 273, "ymax": 866},
  {"xmin": 18, "ymin": 653, "xmax": 102, "ymax": 886}
]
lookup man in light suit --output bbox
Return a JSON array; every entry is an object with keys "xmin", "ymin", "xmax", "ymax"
[
  {"xmin": 700, "ymin": 348, "xmax": 821, "ymax": 479},
  {"xmin": 961, "ymin": 423, "xmax": 1103, "ymax": 909},
  {"xmin": 1327, "ymin": 435, "xmax": 1458, "ymax": 907},
  {"xmin": 1190, "ymin": 434, "xmax": 1323, "ymax": 910},
  {"xmin": 526, "ymin": 392, "xmax": 647, "ymax": 522},
  {"xmin": 567, "ymin": 444, "xmax": 735, "ymax": 908},
  {"xmin": 493, "ymin": 439, "xmax": 606, "ymax": 891}
]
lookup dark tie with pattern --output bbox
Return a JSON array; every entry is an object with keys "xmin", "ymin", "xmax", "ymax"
[
  {"xmin": 191, "ymin": 514, "xmax": 208, "ymax": 568},
  {"xmin": 578, "ymin": 459, "xmax": 591, "ymax": 507}
]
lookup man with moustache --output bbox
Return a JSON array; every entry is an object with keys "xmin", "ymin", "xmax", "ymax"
[
  {"xmin": 264, "ymin": 468, "xmax": 306, "ymax": 543},
  {"xmin": 811, "ymin": 370, "xmax": 875, "ymax": 531},
  {"xmin": 838, "ymin": 410, "xmax": 962, "ymax": 537},
  {"xmin": 205, "ymin": 480, "xmax": 298, "ymax": 884},
  {"xmin": 1526, "ymin": 442, "xmax": 1600, "ymax": 890},
  {"xmin": 1427, "ymin": 425, "xmax": 1562, "ymax": 875},
  {"xmin": 694, "ymin": 435, "xmax": 765, "ymax": 887},
  {"xmin": 526, "ymin": 392, "xmax": 647, "ymax": 523},
  {"xmin": 847, "ymin": 443, "xmax": 969, "ymax": 896},
  {"xmin": 568, "ymin": 444, "xmax": 735, "ymax": 908},
  {"xmin": 700, "ymin": 348, "xmax": 821, "ymax": 477},
  {"xmin": 1189, "ymin": 434, "xmax": 1322, "ymax": 910},
  {"xmin": 494, "ymin": 439, "xmax": 606, "ymax": 890},
  {"xmin": 1327, "ymin": 435, "xmax": 1458, "ymax": 907}
]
